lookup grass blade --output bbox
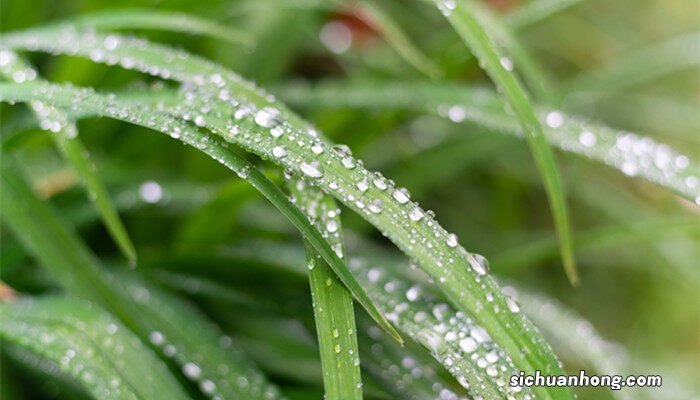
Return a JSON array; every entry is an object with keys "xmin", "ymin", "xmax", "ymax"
[
  {"xmin": 357, "ymin": 0, "xmax": 442, "ymax": 78},
  {"xmin": 506, "ymin": 0, "xmax": 586, "ymax": 30},
  {"xmin": 218, "ymin": 239, "xmax": 535, "ymax": 399},
  {"xmin": 279, "ymin": 80, "xmax": 700, "ymax": 203},
  {"xmin": 288, "ymin": 180, "xmax": 364, "ymax": 400},
  {"xmin": 66, "ymin": 8, "xmax": 252, "ymax": 45},
  {"xmin": 0, "ymin": 51, "xmax": 137, "ymax": 262},
  {"xmin": 434, "ymin": 0, "xmax": 577, "ymax": 290},
  {"xmin": 0, "ymin": 80, "xmax": 400, "ymax": 344},
  {"xmin": 0, "ymin": 157, "xmax": 286, "ymax": 400},
  {"xmin": 563, "ymin": 32, "xmax": 700, "ymax": 95},
  {"xmin": 0, "ymin": 296, "xmax": 189, "ymax": 400},
  {"xmin": 2, "ymin": 28, "xmax": 570, "ymax": 396}
]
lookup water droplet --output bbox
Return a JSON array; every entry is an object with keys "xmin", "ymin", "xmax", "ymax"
[
  {"xmin": 356, "ymin": 180, "xmax": 369, "ymax": 192},
  {"xmin": 500, "ymin": 56, "xmax": 514, "ymax": 71},
  {"xmin": 182, "ymin": 362, "xmax": 201, "ymax": 379},
  {"xmin": 447, "ymin": 105, "xmax": 466, "ymax": 123},
  {"xmin": 373, "ymin": 177, "xmax": 388, "ymax": 190},
  {"xmin": 545, "ymin": 111, "xmax": 564, "ymax": 128},
  {"xmin": 272, "ymin": 145, "xmax": 287, "ymax": 158},
  {"xmin": 392, "ymin": 188, "xmax": 410, "ymax": 204},
  {"xmin": 139, "ymin": 181, "xmax": 163, "ymax": 203},
  {"xmin": 409, "ymin": 207, "xmax": 424, "ymax": 222},
  {"xmin": 326, "ymin": 220, "xmax": 338, "ymax": 233},
  {"xmin": 406, "ymin": 285, "xmax": 421, "ymax": 301},
  {"xmin": 299, "ymin": 161, "xmax": 324, "ymax": 178},
  {"xmin": 459, "ymin": 337, "xmax": 477, "ymax": 353},
  {"xmin": 468, "ymin": 254, "xmax": 489, "ymax": 275},
  {"xmin": 320, "ymin": 21, "xmax": 352, "ymax": 54},
  {"xmin": 506, "ymin": 296, "xmax": 520, "ymax": 313},
  {"xmin": 445, "ymin": 233, "xmax": 458, "ymax": 248},
  {"xmin": 254, "ymin": 107, "xmax": 280, "ymax": 128},
  {"xmin": 368, "ymin": 199, "xmax": 383, "ymax": 214},
  {"xmin": 311, "ymin": 142, "xmax": 324, "ymax": 154},
  {"xmin": 200, "ymin": 380, "xmax": 216, "ymax": 395},
  {"xmin": 578, "ymin": 131, "xmax": 596, "ymax": 147}
]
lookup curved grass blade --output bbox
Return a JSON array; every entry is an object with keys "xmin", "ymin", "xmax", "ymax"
[
  {"xmin": 0, "ymin": 51, "xmax": 137, "ymax": 262},
  {"xmin": 1, "ymin": 28, "xmax": 569, "ymax": 397},
  {"xmin": 357, "ymin": 0, "xmax": 442, "ymax": 79},
  {"xmin": 563, "ymin": 32, "xmax": 700, "ymax": 95},
  {"xmin": 278, "ymin": 80, "xmax": 700, "ymax": 203},
  {"xmin": 505, "ymin": 0, "xmax": 586, "ymax": 30},
  {"xmin": 518, "ymin": 288, "xmax": 695, "ymax": 400},
  {"xmin": 494, "ymin": 218, "xmax": 699, "ymax": 275},
  {"xmin": 0, "ymin": 158, "xmax": 286, "ymax": 400},
  {"xmin": 358, "ymin": 318, "xmax": 470, "ymax": 400},
  {"xmin": 459, "ymin": 0, "xmax": 554, "ymax": 100},
  {"xmin": 288, "ymin": 180, "xmax": 364, "ymax": 400},
  {"xmin": 0, "ymin": 296, "xmax": 189, "ymax": 400},
  {"xmin": 0, "ymin": 81, "xmax": 400, "ymax": 344},
  {"xmin": 434, "ymin": 0, "xmax": 577, "ymax": 290},
  {"xmin": 66, "ymin": 9, "xmax": 252, "ymax": 46},
  {"xmin": 219, "ymin": 239, "xmax": 534, "ymax": 399}
]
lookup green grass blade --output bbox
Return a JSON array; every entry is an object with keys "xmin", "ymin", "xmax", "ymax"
[
  {"xmin": 278, "ymin": 80, "xmax": 700, "ymax": 203},
  {"xmin": 66, "ymin": 8, "xmax": 252, "ymax": 46},
  {"xmin": 0, "ymin": 52, "xmax": 137, "ymax": 262},
  {"xmin": 563, "ymin": 32, "xmax": 700, "ymax": 95},
  {"xmin": 218, "ymin": 239, "xmax": 535, "ymax": 399},
  {"xmin": 494, "ymin": 218, "xmax": 699, "ymax": 275},
  {"xmin": 463, "ymin": 0, "xmax": 554, "ymax": 100},
  {"xmin": 505, "ymin": 0, "xmax": 586, "ymax": 30},
  {"xmin": 281, "ymin": 82, "xmax": 700, "ymax": 202},
  {"xmin": 0, "ymin": 296, "xmax": 189, "ymax": 400},
  {"xmin": 518, "ymin": 289, "xmax": 696, "ymax": 400},
  {"xmin": 434, "ymin": 0, "xmax": 578, "ymax": 292},
  {"xmin": 0, "ymin": 157, "xmax": 286, "ymax": 400},
  {"xmin": 288, "ymin": 181, "xmax": 364, "ymax": 400},
  {"xmin": 0, "ymin": 80, "xmax": 400, "ymax": 344},
  {"xmin": 358, "ymin": 0, "xmax": 442, "ymax": 78},
  {"xmin": 2, "ymin": 28, "xmax": 570, "ymax": 396}
]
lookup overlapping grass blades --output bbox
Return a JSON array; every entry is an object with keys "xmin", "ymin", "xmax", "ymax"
[
  {"xmin": 279, "ymin": 81, "xmax": 700, "ymax": 203},
  {"xmin": 1, "ymin": 26, "xmax": 569, "ymax": 399},
  {"xmin": 0, "ymin": 296, "xmax": 189, "ymax": 400},
  {"xmin": 0, "ymin": 52, "xmax": 137, "ymax": 262},
  {"xmin": 0, "ymin": 160, "xmax": 285, "ymax": 400},
  {"xmin": 218, "ymin": 239, "xmax": 534, "ymax": 399},
  {"xmin": 63, "ymin": 9, "xmax": 252, "ymax": 45},
  {"xmin": 0, "ymin": 79, "xmax": 398, "ymax": 344},
  {"xmin": 434, "ymin": 0, "xmax": 577, "ymax": 288},
  {"xmin": 288, "ymin": 181, "xmax": 363, "ymax": 400}
]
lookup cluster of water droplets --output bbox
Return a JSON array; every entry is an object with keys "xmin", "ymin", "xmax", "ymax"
[
  {"xmin": 543, "ymin": 109, "xmax": 699, "ymax": 203},
  {"xmin": 432, "ymin": 95, "xmax": 700, "ymax": 203},
  {"xmin": 0, "ymin": 50, "xmax": 79, "ymax": 138},
  {"xmin": 0, "ymin": 298, "xmax": 182, "ymax": 400},
  {"xmin": 118, "ymin": 277, "xmax": 282, "ymax": 400},
  {"xmin": 362, "ymin": 324, "xmax": 470, "ymax": 400},
  {"xmin": 1, "ymin": 27, "xmax": 572, "ymax": 383},
  {"xmin": 348, "ymin": 257, "xmax": 533, "ymax": 400}
]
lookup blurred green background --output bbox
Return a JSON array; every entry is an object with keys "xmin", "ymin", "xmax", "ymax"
[{"xmin": 1, "ymin": 0, "xmax": 698, "ymax": 399}]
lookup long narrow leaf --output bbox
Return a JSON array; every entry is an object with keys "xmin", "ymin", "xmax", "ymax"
[
  {"xmin": 0, "ymin": 158, "xmax": 286, "ymax": 400},
  {"xmin": 66, "ymin": 9, "xmax": 252, "ymax": 45},
  {"xmin": 2, "ymin": 28, "xmax": 569, "ymax": 396},
  {"xmin": 0, "ymin": 51, "xmax": 137, "ymax": 262},
  {"xmin": 434, "ymin": 0, "xmax": 578, "ymax": 292},
  {"xmin": 0, "ymin": 81, "xmax": 400, "ymax": 343},
  {"xmin": 0, "ymin": 296, "xmax": 189, "ymax": 400},
  {"xmin": 278, "ymin": 80, "xmax": 700, "ymax": 203},
  {"xmin": 288, "ymin": 180, "xmax": 363, "ymax": 400}
]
